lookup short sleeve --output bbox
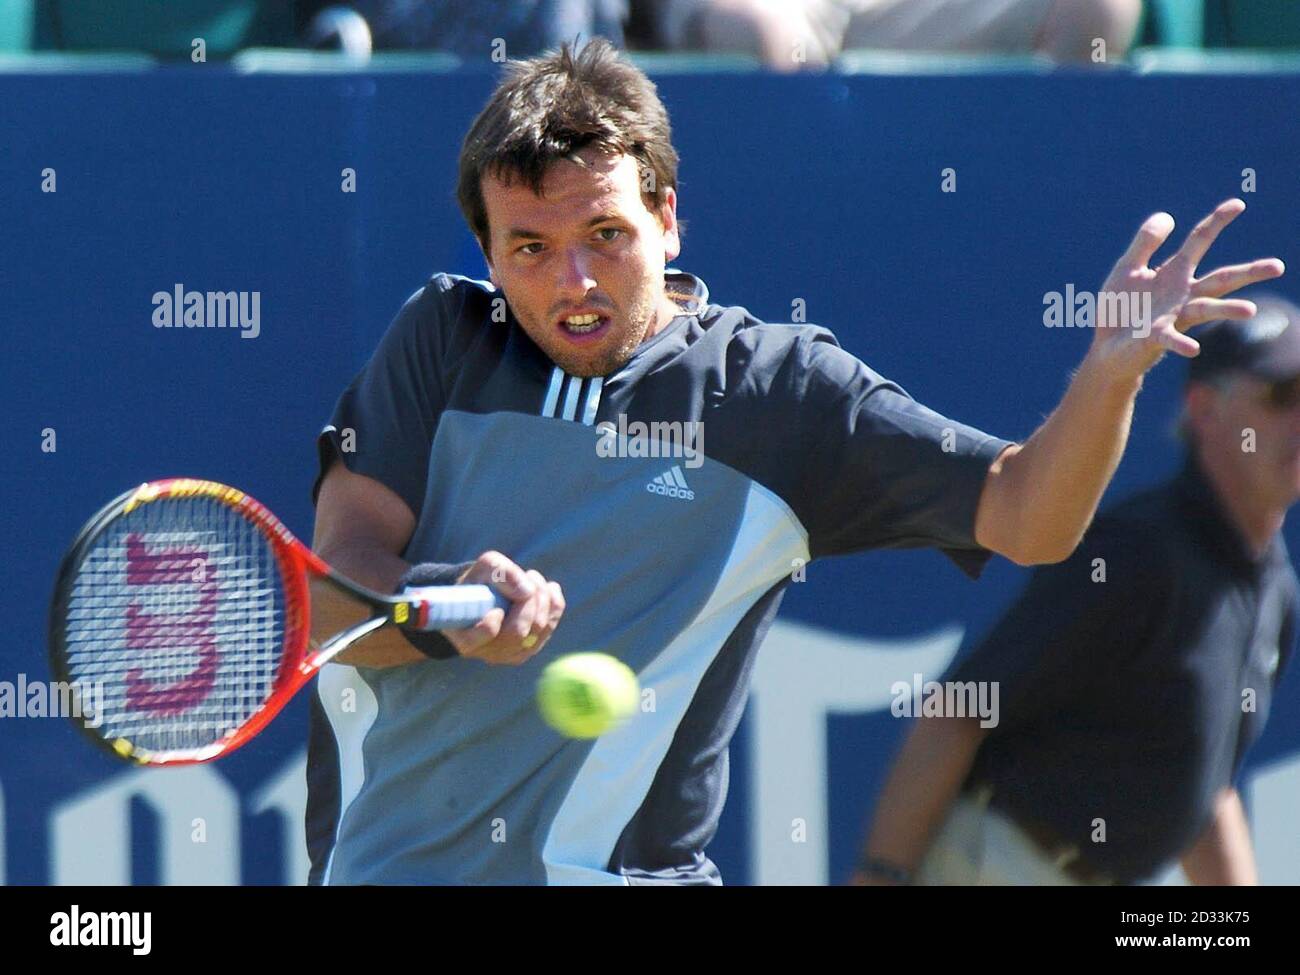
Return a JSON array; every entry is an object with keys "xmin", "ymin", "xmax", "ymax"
[
  {"xmin": 312, "ymin": 283, "xmax": 449, "ymax": 520},
  {"xmin": 947, "ymin": 519, "xmax": 1165, "ymax": 725},
  {"xmin": 792, "ymin": 330, "xmax": 1014, "ymax": 576}
]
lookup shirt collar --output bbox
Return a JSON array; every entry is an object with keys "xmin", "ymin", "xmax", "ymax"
[
  {"xmin": 614, "ymin": 270, "xmax": 710, "ymax": 372},
  {"xmin": 1176, "ymin": 453, "xmax": 1282, "ymax": 575},
  {"xmin": 664, "ymin": 268, "xmax": 709, "ymax": 314}
]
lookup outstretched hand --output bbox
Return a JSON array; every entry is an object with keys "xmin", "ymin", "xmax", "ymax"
[{"xmin": 1087, "ymin": 198, "xmax": 1284, "ymax": 382}]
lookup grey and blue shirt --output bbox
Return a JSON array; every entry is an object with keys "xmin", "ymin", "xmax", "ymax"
[{"xmin": 307, "ymin": 269, "xmax": 1012, "ymax": 884}]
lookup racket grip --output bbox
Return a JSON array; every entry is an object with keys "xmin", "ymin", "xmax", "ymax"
[{"xmin": 399, "ymin": 584, "xmax": 510, "ymax": 631}]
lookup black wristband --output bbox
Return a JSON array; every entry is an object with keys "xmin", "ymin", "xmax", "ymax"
[{"xmin": 395, "ymin": 561, "xmax": 475, "ymax": 660}]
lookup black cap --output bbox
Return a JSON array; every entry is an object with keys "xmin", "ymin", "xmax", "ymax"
[{"xmin": 1188, "ymin": 294, "xmax": 1300, "ymax": 384}]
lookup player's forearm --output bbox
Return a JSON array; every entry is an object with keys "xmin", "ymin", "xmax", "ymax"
[
  {"xmin": 976, "ymin": 351, "xmax": 1143, "ymax": 565},
  {"xmin": 308, "ymin": 544, "xmax": 425, "ymax": 668},
  {"xmin": 1181, "ymin": 787, "xmax": 1259, "ymax": 885},
  {"xmin": 860, "ymin": 716, "xmax": 988, "ymax": 882}
]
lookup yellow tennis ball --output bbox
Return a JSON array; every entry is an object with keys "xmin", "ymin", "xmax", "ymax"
[{"xmin": 537, "ymin": 653, "xmax": 639, "ymax": 739}]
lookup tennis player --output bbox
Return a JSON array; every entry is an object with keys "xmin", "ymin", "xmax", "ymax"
[{"xmin": 305, "ymin": 39, "xmax": 1283, "ymax": 884}]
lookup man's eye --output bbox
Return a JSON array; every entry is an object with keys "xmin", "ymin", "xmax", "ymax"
[
  {"xmin": 596, "ymin": 228, "xmax": 623, "ymax": 242},
  {"xmin": 518, "ymin": 242, "xmax": 543, "ymax": 255}
]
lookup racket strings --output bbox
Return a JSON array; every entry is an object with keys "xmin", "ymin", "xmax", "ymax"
[{"xmin": 61, "ymin": 496, "xmax": 286, "ymax": 755}]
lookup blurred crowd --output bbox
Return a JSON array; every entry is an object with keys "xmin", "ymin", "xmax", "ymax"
[
  {"xmin": 301, "ymin": 0, "xmax": 1143, "ymax": 66},
  {"xmin": 18, "ymin": 2, "xmax": 1300, "ymax": 68}
]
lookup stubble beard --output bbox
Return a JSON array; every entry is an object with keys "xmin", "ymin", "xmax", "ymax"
[{"xmin": 543, "ymin": 283, "xmax": 661, "ymax": 379}]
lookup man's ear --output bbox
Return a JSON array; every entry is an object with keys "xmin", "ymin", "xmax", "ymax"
[{"xmin": 658, "ymin": 186, "xmax": 681, "ymax": 264}]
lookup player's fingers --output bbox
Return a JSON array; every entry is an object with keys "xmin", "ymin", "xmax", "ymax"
[
  {"xmin": 1192, "ymin": 258, "xmax": 1285, "ymax": 298},
  {"xmin": 466, "ymin": 550, "xmax": 537, "ymax": 604},
  {"xmin": 449, "ymin": 607, "xmax": 506, "ymax": 656},
  {"xmin": 502, "ymin": 579, "xmax": 565, "ymax": 664},
  {"xmin": 507, "ymin": 645, "xmax": 542, "ymax": 665},
  {"xmin": 498, "ymin": 636, "xmax": 545, "ymax": 665},
  {"xmin": 1119, "ymin": 212, "xmax": 1175, "ymax": 269},
  {"xmin": 543, "ymin": 581, "xmax": 565, "ymax": 633},
  {"xmin": 1177, "ymin": 297, "xmax": 1257, "ymax": 330},
  {"xmin": 442, "ymin": 561, "xmax": 549, "ymax": 667},
  {"xmin": 499, "ymin": 580, "xmax": 540, "ymax": 644},
  {"xmin": 521, "ymin": 569, "xmax": 551, "ymax": 641},
  {"xmin": 1154, "ymin": 321, "xmax": 1201, "ymax": 358},
  {"xmin": 1167, "ymin": 198, "xmax": 1245, "ymax": 272}
]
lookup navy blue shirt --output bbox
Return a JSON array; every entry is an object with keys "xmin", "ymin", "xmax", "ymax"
[
  {"xmin": 306, "ymin": 270, "xmax": 1012, "ymax": 884},
  {"xmin": 951, "ymin": 456, "xmax": 1298, "ymax": 883}
]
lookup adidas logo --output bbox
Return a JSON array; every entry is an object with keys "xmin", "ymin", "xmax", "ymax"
[{"xmin": 646, "ymin": 466, "xmax": 695, "ymax": 501}]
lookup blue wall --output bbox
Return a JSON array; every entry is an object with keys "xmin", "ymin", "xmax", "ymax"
[{"xmin": 4, "ymin": 64, "xmax": 1299, "ymax": 884}]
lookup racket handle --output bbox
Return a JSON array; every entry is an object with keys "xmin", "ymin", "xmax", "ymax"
[{"xmin": 399, "ymin": 584, "xmax": 510, "ymax": 631}]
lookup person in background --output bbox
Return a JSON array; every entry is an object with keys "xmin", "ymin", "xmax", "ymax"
[
  {"xmin": 300, "ymin": 0, "xmax": 627, "ymax": 57},
  {"xmin": 856, "ymin": 296, "xmax": 1300, "ymax": 886},
  {"xmin": 640, "ymin": 0, "xmax": 1141, "ymax": 70}
]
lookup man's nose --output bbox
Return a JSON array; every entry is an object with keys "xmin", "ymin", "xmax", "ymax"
[{"xmin": 556, "ymin": 247, "xmax": 597, "ymax": 298}]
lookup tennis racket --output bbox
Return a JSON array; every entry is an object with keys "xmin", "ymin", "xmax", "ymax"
[{"xmin": 48, "ymin": 477, "xmax": 506, "ymax": 766}]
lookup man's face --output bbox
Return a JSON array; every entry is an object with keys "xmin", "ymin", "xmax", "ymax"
[
  {"xmin": 1193, "ymin": 373, "xmax": 1300, "ymax": 508},
  {"xmin": 481, "ymin": 148, "xmax": 680, "ymax": 377}
]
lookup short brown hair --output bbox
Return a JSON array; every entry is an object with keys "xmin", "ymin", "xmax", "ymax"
[{"xmin": 456, "ymin": 39, "xmax": 680, "ymax": 256}]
